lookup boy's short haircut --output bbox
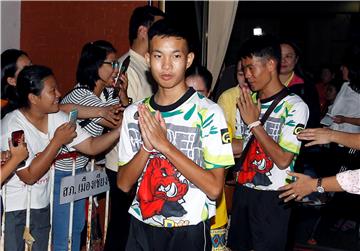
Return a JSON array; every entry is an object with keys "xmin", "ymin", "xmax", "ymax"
[
  {"xmin": 148, "ymin": 18, "xmax": 192, "ymax": 52},
  {"xmin": 129, "ymin": 6, "xmax": 166, "ymax": 45},
  {"xmin": 238, "ymin": 34, "xmax": 281, "ymax": 73}
]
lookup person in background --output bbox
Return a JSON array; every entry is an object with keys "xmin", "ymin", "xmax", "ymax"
[
  {"xmin": 117, "ymin": 5, "xmax": 165, "ymax": 101},
  {"xmin": 217, "ymin": 53, "xmax": 249, "ymax": 143},
  {"xmin": 1, "ymin": 48, "xmax": 121, "ymax": 123},
  {"xmin": 279, "ymin": 127, "xmax": 360, "ymax": 202},
  {"xmin": 1, "ymin": 49, "xmax": 32, "ymax": 118},
  {"xmin": 279, "ymin": 39, "xmax": 320, "ymax": 129},
  {"xmin": 320, "ymin": 79, "xmax": 341, "ymax": 119},
  {"xmin": 185, "ymin": 64, "xmax": 212, "ymax": 97},
  {"xmin": 212, "ymin": 64, "xmax": 238, "ymax": 102},
  {"xmin": 327, "ymin": 60, "xmax": 360, "ymax": 133},
  {"xmin": 316, "ymin": 65, "xmax": 336, "ymax": 114},
  {"xmin": 55, "ymin": 40, "xmax": 123, "ymax": 251},
  {"xmin": 185, "ymin": 64, "xmax": 229, "ymax": 251}
]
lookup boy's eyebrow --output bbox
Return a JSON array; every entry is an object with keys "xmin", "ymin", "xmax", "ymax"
[
  {"xmin": 242, "ymin": 63, "xmax": 253, "ymax": 68},
  {"xmin": 152, "ymin": 49, "xmax": 182, "ymax": 53}
]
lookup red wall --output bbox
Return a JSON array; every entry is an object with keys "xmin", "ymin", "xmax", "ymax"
[{"xmin": 21, "ymin": 1, "xmax": 147, "ymax": 94}]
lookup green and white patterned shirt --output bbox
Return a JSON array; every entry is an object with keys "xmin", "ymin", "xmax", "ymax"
[
  {"xmin": 235, "ymin": 91, "xmax": 309, "ymax": 191},
  {"xmin": 119, "ymin": 88, "xmax": 234, "ymax": 227}
]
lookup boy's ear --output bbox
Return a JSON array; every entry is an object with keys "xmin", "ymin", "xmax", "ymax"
[
  {"xmin": 138, "ymin": 25, "xmax": 148, "ymax": 40},
  {"xmin": 145, "ymin": 52, "xmax": 150, "ymax": 67},
  {"xmin": 186, "ymin": 52, "xmax": 195, "ymax": 69},
  {"xmin": 267, "ymin": 58, "xmax": 277, "ymax": 73},
  {"xmin": 7, "ymin": 77, "xmax": 16, "ymax": 86}
]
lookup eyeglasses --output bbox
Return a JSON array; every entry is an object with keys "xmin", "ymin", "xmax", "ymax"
[{"xmin": 103, "ymin": 61, "xmax": 120, "ymax": 69}]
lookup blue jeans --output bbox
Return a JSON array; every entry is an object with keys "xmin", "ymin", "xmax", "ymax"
[
  {"xmin": 53, "ymin": 169, "xmax": 85, "ymax": 251},
  {"xmin": 4, "ymin": 206, "xmax": 50, "ymax": 251}
]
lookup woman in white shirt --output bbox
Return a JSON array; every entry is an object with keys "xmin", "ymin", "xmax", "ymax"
[{"xmin": 1, "ymin": 65, "xmax": 120, "ymax": 251}]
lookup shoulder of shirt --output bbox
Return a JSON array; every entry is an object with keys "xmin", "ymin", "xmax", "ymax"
[
  {"xmin": 283, "ymin": 93, "xmax": 309, "ymax": 109},
  {"xmin": 193, "ymin": 94, "xmax": 224, "ymax": 113},
  {"xmin": 61, "ymin": 86, "xmax": 93, "ymax": 103},
  {"xmin": 123, "ymin": 98, "xmax": 147, "ymax": 115},
  {"xmin": 1, "ymin": 109, "xmax": 19, "ymax": 125}
]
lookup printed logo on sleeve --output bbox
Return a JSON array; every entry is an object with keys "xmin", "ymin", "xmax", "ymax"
[
  {"xmin": 293, "ymin": 124, "xmax": 305, "ymax": 135},
  {"xmin": 220, "ymin": 128, "xmax": 231, "ymax": 144}
]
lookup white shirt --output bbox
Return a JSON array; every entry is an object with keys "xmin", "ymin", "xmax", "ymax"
[
  {"xmin": 118, "ymin": 89, "xmax": 234, "ymax": 227},
  {"xmin": 1, "ymin": 110, "xmax": 91, "ymax": 211},
  {"xmin": 329, "ymin": 82, "xmax": 360, "ymax": 133}
]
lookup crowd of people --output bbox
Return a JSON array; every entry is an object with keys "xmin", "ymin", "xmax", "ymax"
[{"xmin": 1, "ymin": 4, "xmax": 360, "ymax": 251}]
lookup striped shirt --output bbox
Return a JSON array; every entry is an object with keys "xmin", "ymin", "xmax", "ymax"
[{"xmin": 55, "ymin": 84, "xmax": 119, "ymax": 171}]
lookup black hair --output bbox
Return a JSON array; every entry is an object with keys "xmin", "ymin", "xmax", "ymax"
[
  {"xmin": 91, "ymin": 40, "xmax": 117, "ymax": 54},
  {"xmin": 185, "ymin": 64, "xmax": 212, "ymax": 92},
  {"xmin": 76, "ymin": 40, "xmax": 116, "ymax": 91},
  {"xmin": 238, "ymin": 34, "xmax": 281, "ymax": 73},
  {"xmin": 128, "ymin": 5, "xmax": 166, "ymax": 45},
  {"xmin": 148, "ymin": 18, "xmax": 192, "ymax": 52},
  {"xmin": 1, "ymin": 49, "xmax": 29, "ymax": 117},
  {"xmin": 16, "ymin": 65, "xmax": 53, "ymax": 108}
]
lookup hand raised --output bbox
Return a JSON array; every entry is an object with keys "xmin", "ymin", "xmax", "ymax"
[
  {"xmin": 236, "ymin": 87, "xmax": 260, "ymax": 125},
  {"xmin": 8, "ymin": 135, "xmax": 28, "ymax": 163},
  {"xmin": 53, "ymin": 122, "xmax": 77, "ymax": 146},
  {"xmin": 332, "ymin": 115, "xmax": 345, "ymax": 124},
  {"xmin": 1, "ymin": 150, "xmax": 11, "ymax": 166}
]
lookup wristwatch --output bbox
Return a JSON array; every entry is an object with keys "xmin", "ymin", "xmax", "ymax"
[{"xmin": 316, "ymin": 178, "xmax": 325, "ymax": 193}]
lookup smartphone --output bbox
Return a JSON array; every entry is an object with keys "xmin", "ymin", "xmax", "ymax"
[
  {"xmin": 11, "ymin": 130, "xmax": 24, "ymax": 147},
  {"xmin": 68, "ymin": 109, "xmax": 78, "ymax": 125},
  {"xmin": 11, "ymin": 130, "xmax": 26, "ymax": 167},
  {"xmin": 113, "ymin": 55, "xmax": 131, "ymax": 99}
]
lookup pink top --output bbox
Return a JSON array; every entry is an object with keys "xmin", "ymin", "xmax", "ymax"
[{"xmin": 336, "ymin": 169, "xmax": 360, "ymax": 195}]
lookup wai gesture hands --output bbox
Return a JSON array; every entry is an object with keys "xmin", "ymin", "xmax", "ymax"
[
  {"xmin": 236, "ymin": 86, "xmax": 260, "ymax": 125},
  {"xmin": 138, "ymin": 104, "xmax": 169, "ymax": 153}
]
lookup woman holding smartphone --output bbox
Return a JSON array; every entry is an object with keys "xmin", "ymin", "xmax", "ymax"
[
  {"xmin": 56, "ymin": 40, "xmax": 130, "ymax": 251},
  {"xmin": 0, "ymin": 65, "xmax": 121, "ymax": 251}
]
